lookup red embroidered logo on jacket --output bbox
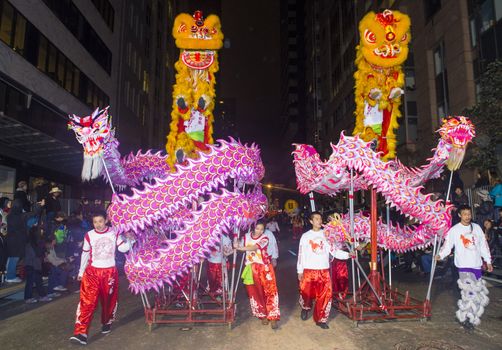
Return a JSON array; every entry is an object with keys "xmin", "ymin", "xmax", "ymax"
[
  {"xmin": 309, "ymin": 239, "xmax": 324, "ymax": 254},
  {"xmin": 460, "ymin": 234, "xmax": 474, "ymax": 249}
]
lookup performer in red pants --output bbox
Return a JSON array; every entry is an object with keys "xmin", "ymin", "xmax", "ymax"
[
  {"xmin": 70, "ymin": 212, "xmax": 134, "ymax": 346},
  {"xmin": 235, "ymin": 222, "xmax": 280, "ymax": 329},
  {"xmin": 297, "ymin": 212, "xmax": 350, "ymax": 329},
  {"xmin": 331, "ymin": 258, "xmax": 349, "ymax": 299},
  {"xmin": 206, "ymin": 234, "xmax": 232, "ymax": 296}
]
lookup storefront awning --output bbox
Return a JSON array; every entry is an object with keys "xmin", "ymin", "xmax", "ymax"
[{"xmin": 0, "ymin": 113, "xmax": 82, "ymax": 177}]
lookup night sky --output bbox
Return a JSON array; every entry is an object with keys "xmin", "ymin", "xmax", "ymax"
[{"xmin": 183, "ymin": 1, "xmax": 296, "ymax": 188}]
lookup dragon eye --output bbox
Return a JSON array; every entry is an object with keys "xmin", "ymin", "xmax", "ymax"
[
  {"xmin": 400, "ymin": 33, "xmax": 408, "ymax": 42},
  {"xmin": 93, "ymin": 122, "xmax": 100, "ymax": 128},
  {"xmin": 364, "ymin": 30, "xmax": 376, "ymax": 44}
]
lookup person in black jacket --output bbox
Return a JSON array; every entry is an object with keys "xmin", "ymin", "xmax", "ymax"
[
  {"xmin": 0, "ymin": 197, "xmax": 11, "ymax": 279},
  {"xmin": 24, "ymin": 225, "xmax": 52, "ymax": 303},
  {"xmin": 45, "ymin": 187, "xmax": 62, "ymax": 237},
  {"xmin": 475, "ymin": 189, "xmax": 494, "ymax": 226},
  {"xmin": 14, "ymin": 181, "xmax": 31, "ymax": 213},
  {"xmin": 5, "ymin": 199, "xmax": 44, "ymax": 283}
]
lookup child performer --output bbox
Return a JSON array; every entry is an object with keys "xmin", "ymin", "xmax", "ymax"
[
  {"xmin": 235, "ymin": 221, "xmax": 280, "ymax": 329},
  {"xmin": 70, "ymin": 211, "xmax": 134, "ymax": 345},
  {"xmin": 297, "ymin": 212, "xmax": 352, "ymax": 329},
  {"xmin": 206, "ymin": 234, "xmax": 233, "ymax": 296}
]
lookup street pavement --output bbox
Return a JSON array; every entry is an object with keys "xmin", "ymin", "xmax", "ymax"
[{"xmin": 0, "ymin": 235, "xmax": 501, "ymax": 350}]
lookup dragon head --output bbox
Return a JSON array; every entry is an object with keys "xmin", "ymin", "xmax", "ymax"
[
  {"xmin": 438, "ymin": 116, "xmax": 475, "ymax": 171},
  {"xmin": 68, "ymin": 107, "xmax": 113, "ymax": 180},
  {"xmin": 358, "ymin": 9, "xmax": 411, "ymax": 68}
]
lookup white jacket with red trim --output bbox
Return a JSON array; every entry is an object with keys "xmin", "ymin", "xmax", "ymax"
[{"xmin": 78, "ymin": 226, "xmax": 133, "ymax": 277}]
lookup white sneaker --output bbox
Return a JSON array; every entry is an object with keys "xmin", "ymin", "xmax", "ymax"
[
  {"xmin": 25, "ymin": 298, "xmax": 38, "ymax": 304},
  {"xmin": 6, "ymin": 277, "xmax": 22, "ymax": 283},
  {"xmin": 53, "ymin": 286, "xmax": 68, "ymax": 291},
  {"xmin": 39, "ymin": 296, "xmax": 53, "ymax": 302},
  {"xmin": 47, "ymin": 292, "xmax": 61, "ymax": 298}
]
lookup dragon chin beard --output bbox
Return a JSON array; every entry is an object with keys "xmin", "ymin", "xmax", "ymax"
[{"xmin": 82, "ymin": 153, "xmax": 103, "ymax": 181}]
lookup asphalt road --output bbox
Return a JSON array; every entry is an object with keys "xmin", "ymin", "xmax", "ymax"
[{"xmin": 1, "ymin": 235, "xmax": 501, "ymax": 350}]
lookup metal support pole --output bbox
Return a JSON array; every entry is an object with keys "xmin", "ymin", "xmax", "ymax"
[
  {"xmin": 229, "ymin": 228, "xmax": 239, "ymax": 303},
  {"xmin": 349, "ymin": 169, "xmax": 357, "ymax": 303},
  {"xmin": 100, "ymin": 157, "xmax": 116, "ymax": 195},
  {"xmin": 233, "ymin": 252, "xmax": 246, "ymax": 302},
  {"xmin": 309, "ymin": 192, "xmax": 316, "ymax": 212},
  {"xmin": 386, "ymin": 205, "xmax": 392, "ymax": 288},
  {"xmin": 370, "ymin": 187, "xmax": 378, "ymax": 273},
  {"xmin": 426, "ymin": 171, "xmax": 454, "ymax": 301},
  {"xmin": 353, "ymin": 258, "xmax": 388, "ymax": 313}
]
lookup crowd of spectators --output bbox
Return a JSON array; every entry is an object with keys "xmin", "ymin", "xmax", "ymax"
[{"xmin": 0, "ymin": 180, "xmax": 104, "ymax": 304}]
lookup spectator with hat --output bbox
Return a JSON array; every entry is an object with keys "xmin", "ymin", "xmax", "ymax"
[{"xmin": 45, "ymin": 187, "xmax": 62, "ymax": 237}]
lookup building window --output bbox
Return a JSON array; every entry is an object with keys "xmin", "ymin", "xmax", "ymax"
[
  {"xmin": 91, "ymin": 0, "xmax": 115, "ymax": 31},
  {"xmin": 469, "ymin": 17, "xmax": 478, "ymax": 47},
  {"xmin": 42, "ymin": 0, "xmax": 112, "ymax": 74},
  {"xmin": 64, "ymin": 59, "xmax": 73, "ymax": 92},
  {"xmin": 13, "ymin": 12, "xmax": 26, "ymax": 54},
  {"xmin": 425, "ymin": 0, "xmax": 442, "ymax": 22},
  {"xmin": 408, "ymin": 117, "xmax": 418, "ymax": 142},
  {"xmin": 406, "ymin": 101, "xmax": 418, "ymax": 116},
  {"xmin": 433, "ymin": 42, "xmax": 449, "ymax": 119},
  {"xmin": 0, "ymin": 0, "xmax": 14, "ymax": 46},
  {"xmin": 37, "ymin": 36, "xmax": 48, "ymax": 71},
  {"xmin": 480, "ymin": 0, "xmax": 495, "ymax": 33},
  {"xmin": 157, "ymin": 1, "xmax": 163, "ymax": 21},
  {"xmin": 47, "ymin": 43, "xmax": 57, "ymax": 78},
  {"xmin": 0, "ymin": 2, "xmax": 109, "ymax": 108},
  {"xmin": 405, "ymin": 69, "xmax": 416, "ymax": 90}
]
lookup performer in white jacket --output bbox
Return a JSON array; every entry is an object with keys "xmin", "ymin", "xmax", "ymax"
[
  {"xmin": 70, "ymin": 212, "xmax": 134, "ymax": 345},
  {"xmin": 206, "ymin": 234, "xmax": 233, "ymax": 296},
  {"xmin": 436, "ymin": 205, "xmax": 492, "ymax": 330},
  {"xmin": 297, "ymin": 212, "xmax": 351, "ymax": 329}
]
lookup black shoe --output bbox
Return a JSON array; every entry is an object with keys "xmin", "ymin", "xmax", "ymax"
[
  {"xmin": 301, "ymin": 309, "xmax": 309, "ymax": 321},
  {"xmin": 69, "ymin": 334, "xmax": 87, "ymax": 345},
  {"xmin": 461, "ymin": 321, "xmax": 474, "ymax": 332},
  {"xmin": 101, "ymin": 324, "xmax": 111, "ymax": 334},
  {"xmin": 316, "ymin": 322, "xmax": 329, "ymax": 329}
]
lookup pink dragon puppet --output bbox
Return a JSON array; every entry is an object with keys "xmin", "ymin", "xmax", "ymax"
[
  {"xmin": 292, "ymin": 116, "xmax": 475, "ymax": 253},
  {"xmin": 69, "ymin": 108, "xmax": 268, "ymax": 293}
]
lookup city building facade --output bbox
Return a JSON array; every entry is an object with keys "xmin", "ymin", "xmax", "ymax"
[
  {"xmin": 0, "ymin": 0, "xmax": 177, "ymax": 198},
  {"xmin": 302, "ymin": 0, "xmax": 494, "ymax": 183}
]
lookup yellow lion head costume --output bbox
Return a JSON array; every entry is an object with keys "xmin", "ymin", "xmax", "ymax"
[
  {"xmin": 353, "ymin": 10, "xmax": 411, "ymax": 161},
  {"xmin": 166, "ymin": 11, "xmax": 224, "ymax": 168}
]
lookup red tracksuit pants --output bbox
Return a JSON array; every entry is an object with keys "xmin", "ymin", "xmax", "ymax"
[
  {"xmin": 74, "ymin": 266, "xmax": 119, "ymax": 335},
  {"xmin": 245, "ymin": 263, "xmax": 280, "ymax": 320},
  {"xmin": 331, "ymin": 258, "xmax": 349, "ymax": 298},
  {"xmin": 299, "ymin": 269, "xmax": 332, "ymax": 323},
  {"xmin": 207, "ymin": 262, "xmax": 223, "ymax": 295}
]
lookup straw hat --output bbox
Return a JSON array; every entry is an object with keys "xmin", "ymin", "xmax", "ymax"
[{"xmin": 49, "ymin": 187, "xmax": 63, "ymax": 194}]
